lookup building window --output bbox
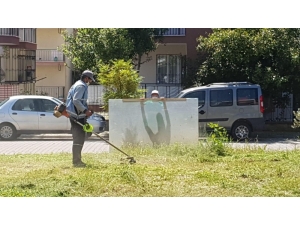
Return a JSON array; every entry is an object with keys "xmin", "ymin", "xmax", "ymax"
[{"xmin": 156, "ymin": 54, "xmax": 182, "ymax": 84}]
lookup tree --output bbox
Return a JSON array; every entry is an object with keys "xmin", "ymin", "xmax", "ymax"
[
  {"xmin": 181, "ymin": 51, "xmax": 208, "ymax": 89},
  {"xmin": 196, "ymin": 28, "xmax": 300, "ymax": 100},
  {"xmin": 60, "ymin": 28, "xmax": 167, "ymax": 75},
  {"xmin": 126, "ymin": 28, "xmax": 167, "ymax": 71},
  {"xmin": 97, "ymin": 59, "xmax": 145, "ymax": 111},
  {"xmin": 61, "ymin": 28, "xmax": 134, "ymax": 74}
]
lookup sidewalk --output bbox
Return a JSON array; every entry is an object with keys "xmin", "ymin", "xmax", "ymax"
[
  {"xmin": 0, "ymin": 132, "xmax": 110, "ymax": 155},
  {"xmin": 0, "ymin": 139, "xmax": 110, "ymax": 155}
]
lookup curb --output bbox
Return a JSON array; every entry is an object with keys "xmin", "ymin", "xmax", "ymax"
[{"xmin": 17, "ymin": 132, "xmax": 109, "ymax": 140}]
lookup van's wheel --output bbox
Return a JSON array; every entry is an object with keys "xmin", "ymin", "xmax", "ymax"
[
  {"xmin": 231, "ymin": 122, "xmax": 251, "ymax": 141},
  {"xmin": 0, "ymin": 123, "xmax": 17, "ymax": 140}
]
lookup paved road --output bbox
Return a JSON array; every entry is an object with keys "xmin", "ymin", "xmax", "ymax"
[{"xmin": 1, "ymin": 134, "xmax": 300, "ymax": 155}]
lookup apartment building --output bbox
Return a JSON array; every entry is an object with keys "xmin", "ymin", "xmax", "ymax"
[
  {"xmin": 35, "ymin": 28, "xmax": 73, "ymax": 100},
  {"xmin": 138, "ymin": 28, "xmax": 212, "ymax": 98},
  {"xmin": 0, "ymin": 28, "xmax": 37, "ymax": 101}
]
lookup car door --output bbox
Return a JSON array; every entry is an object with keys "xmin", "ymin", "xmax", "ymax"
[
  {"xmin": 9, "ymin": 98, "xmax": 39, "ymax": 130},
  {"xmin": 181, "ymin": 90, "xmax": 208, "ymax": 134},
  {"xmin": 36, "ymin": 99, "xmax": 69, "ymax": 131}
]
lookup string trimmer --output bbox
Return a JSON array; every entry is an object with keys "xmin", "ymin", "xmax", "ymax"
[{"xmin": 53, "ymin": 103, "xmax": 136, "ymax": 164}]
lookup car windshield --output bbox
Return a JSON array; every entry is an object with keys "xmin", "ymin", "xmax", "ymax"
[
  {"xmin": 51, "ymin": 97, "xmax": 64, "ymax": 104},
  {"xmin": 0, "ymin": 98, "xmax": 9, "ymax": 108},
  {"xmin": 175, "ymin": 91, "xmax": 184, "ymax": 98}
]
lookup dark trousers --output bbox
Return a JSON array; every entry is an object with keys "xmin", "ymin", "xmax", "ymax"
[{"xmin": 70, "ymin": 117, "xmax": 86, "ymax": 164}]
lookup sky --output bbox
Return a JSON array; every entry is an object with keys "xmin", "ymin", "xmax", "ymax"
[{"xmin": 2, "ymin": 0, "xmax": 299, "ymax": 28}]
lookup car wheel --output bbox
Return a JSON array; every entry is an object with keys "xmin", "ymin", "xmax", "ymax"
[
  {"xmin": 231, "ymin": 122, "xmax": 251, "ymax": 141},
  {"xmin": 0, "ymin": 123, "xmax": 17, "ymax": 140}
]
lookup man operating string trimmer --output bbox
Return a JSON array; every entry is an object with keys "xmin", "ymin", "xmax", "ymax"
[
  {"xmin": 53, "ymin": 70, "xmax": 136, "ymax": 167},
  {"xmin": 65, "ymin": 70, "xmax": 94, "ymax": 167}
]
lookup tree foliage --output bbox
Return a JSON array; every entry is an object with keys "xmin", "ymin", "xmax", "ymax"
[
  {"xmin": 97, "ymin": 59, "xmax": 145, "ymax": 110},
  {"xmin": 292, "ymin": 107, "xmax": 300, "ymax": 129},
  {"xmin": 196, "ymin": 28, "xmax": 300, "ymax": 99},
  {"xmin": 60, "ymin": 28, "xmax": 167, "ymax": 75},
  {"xmin": 181, "ymin": 52, "xmax": 208, "ymax": 89},
  {"xmin": 126, "ymin": 28, "xmax": 167, "ymax": 70}
]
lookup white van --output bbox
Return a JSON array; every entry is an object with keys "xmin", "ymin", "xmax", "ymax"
[{"xmin": 176, "ymin": 82, "xmax": 265, "ymax": 140}]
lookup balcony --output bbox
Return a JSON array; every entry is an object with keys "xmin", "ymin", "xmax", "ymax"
[
  {"xmin": 163, "ymin": 28, "xmax": 186, "ymax": 36},
  {"xmin": 36, "ymin": 49, "xmax": 64, "ymax": 63},
  {"xmin": 0, "ymin": 28, "xmax": 19, "ymax": 36},
  {"xmin": 0, "ymin": 28, "xmax": 20, "ymax": 45},
  {"xmin": 0, "ymin": 28, "xmax": 37, "ymax": 49}
]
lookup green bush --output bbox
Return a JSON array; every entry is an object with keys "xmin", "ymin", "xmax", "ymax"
[
  {"xmin": 97, "ymin": 59, "xmax": 145, "ymax": 111},
  {"xmin": 206, "ymin": 123, "xmax": 230, "ymax": 156}
]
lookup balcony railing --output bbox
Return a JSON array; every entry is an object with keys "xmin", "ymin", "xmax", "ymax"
[
  {"xmin": 163, "ymin": 28, "xmax": 186, "ymax": 36},
  {"xmin": 19, "ymin": 28, "xmax": 36, "ymax": 43},
  {"xmin": 36, "ymin": 49, "xmax": 64, "ymax": 62},
  {"xmin": 0, "ymin": 28, "xmax": 19, "ymax": 36}
]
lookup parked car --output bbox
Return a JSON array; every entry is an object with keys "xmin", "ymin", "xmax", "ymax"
[
  {"xmin": 176, "ymin": 82, "xmax": 265, "ymax": 140},
  {"xmin": 0, "ymin": 95, "xmax": 106, "ymax": 140}
]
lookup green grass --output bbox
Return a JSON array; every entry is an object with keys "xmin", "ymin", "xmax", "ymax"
[{"xmin": 1, "ymin": 143, "xmax": 300, "ymax": 197}]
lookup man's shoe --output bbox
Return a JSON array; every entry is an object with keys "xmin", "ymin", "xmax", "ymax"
[{"xmin": 73, "ymin": 161, "xmax": 87, "ymax": 168}]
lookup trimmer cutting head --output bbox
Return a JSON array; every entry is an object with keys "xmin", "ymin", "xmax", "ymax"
[
  {"xmin": 127, "ymin": 157, "xmax": 136, "ymax": 164},
  {"xmin": 121, "ymin": 156, "xmax": 136, "ymax": 164}
]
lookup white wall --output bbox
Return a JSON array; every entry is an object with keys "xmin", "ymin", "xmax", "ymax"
[{"xmin": 109, "ymin": 98, "xmax": 198, "ymax": 148}]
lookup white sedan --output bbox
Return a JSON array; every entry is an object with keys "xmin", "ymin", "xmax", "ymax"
[{"xmin": 0, "ymin": 95, "xmax": 106, "ymax": 140}]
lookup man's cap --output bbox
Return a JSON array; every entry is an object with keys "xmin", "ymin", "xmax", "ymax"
[
  {"xmin": 151, "ymin": 90, "xmax": 159, "ymax": 95},
  {"xmin": 82, "ymin": 70, "xmax": 95, "ymax": 82}
]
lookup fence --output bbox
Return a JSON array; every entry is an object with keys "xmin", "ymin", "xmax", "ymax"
[
  {"xmin": 35, "ymin": 86, "xmax": 65, "ymax": 100},
  {"xmin": 35, "ymin": 84, "xmax": 296, "ymax": 123},
  {"xmin": 140, "ymin": 83, "xmax": 182, "ymax": 98},
  {"xmin": 264, "ymin": 94, "xmax": 294, "ymax": 123},
  {"xmin": 0, "ymin": 84, "xmax": 19, "ymax": 101},
  {"xmin": 88, "ymin": 85, "xmax": 105, "ymax": 105},
  {"xmin": 37, "ymin": 84, "xmax": 295, "ymax": 122}
]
